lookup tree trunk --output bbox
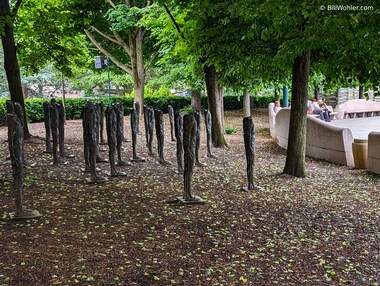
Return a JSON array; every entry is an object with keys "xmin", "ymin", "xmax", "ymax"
[
  {"xmin": 283, "ymin": 51, "xmax": 311, "ymax": 178},
  {"xmin": 314, "ymin": 86, "xmax": 319, "ymax": 100},
  {"xmin": 359, "ymin": 85, "xmax": 364, "ymax": 99},
  {"xmin": 204, "ymin": 65, "xmax": 227, "ymax": 147},
  {"xmin": 131, "ymin": 28, "xmax": 145, "ymax": 114},
  {"xmin": 0, "ymin": 0, "xmax": 30, "ymax": 138},
  {"xmin": 191, "ymin": 90, "xmax": 202, "ymax": 111},
  {"xmin": 61, "ymin": 72, "xmax": 66, "ymax": 124},
  {"xmin": 243, "ymin": 89, "xmax": 251, "ymax": 117}
]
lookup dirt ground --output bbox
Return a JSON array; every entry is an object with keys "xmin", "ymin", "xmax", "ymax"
[{"xmin": 0, "ymin": 109, "xmax": 379, "ymax": 286}]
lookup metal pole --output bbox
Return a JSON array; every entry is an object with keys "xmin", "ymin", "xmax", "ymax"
[{"xmin": 283, "ymin": 85, "xmax": 289, "ymax": 107}]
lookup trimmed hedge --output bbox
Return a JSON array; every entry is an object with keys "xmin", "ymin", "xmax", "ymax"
[{"xmin": 0, "ymin": 94, "xmax": 275, "ymax": 124}]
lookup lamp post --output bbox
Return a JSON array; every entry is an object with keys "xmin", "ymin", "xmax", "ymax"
[{"xmin": 94, "ymin": 56, "xmax": 111, "ymax": 107}]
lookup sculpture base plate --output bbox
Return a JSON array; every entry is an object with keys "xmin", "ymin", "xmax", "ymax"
[
  {"xmin": 175, "ymin": 170, "xmax": 184, "ymax": 174},
  {"xmin": 81, "ymin": 167, "xmax": 101, "ymax": 173},
  {"xmin": 206, "ymin": 154, "xmax": 218, "ymax": 159},
  {"xmin": 177, "ymin": 195, "xmax": 205, "ymax": 204},
  {"xmin": 158, "ymin": 160, "xmax": 171, "ymax": 166},
  {"xmin": 240, "ymin": 186, "xmax": 263, "ymax": 192},
  {"xmin": 96, "ymin": 158, "xmax": 109, "ymax": 163},
  {"xmin": 117, "ymin": 161, "xmax": 132, "ymax": 166},
  {"xmin": 66, "ymin": 154, "xmax": 75, "ymax": 158},
  {"xmin": 107, "ymin": 172, "xmax": 127, "ymax": 177},
  {"xmin": 43, "ymin": 150, "xmax": 53, "ymax": 154},
  {"xmin": 195, "ymin": 162, "xmax": 207, "ymax": 167},
  {"xmin": 85, "ymin": 177, "xmax": 108, "ymax": 184},
  {"xmin": 9, "ymin": 209, "xmax": 42, "ymax": 220},
  {"xmin": 130, "ymin": 157, "xmax": 146, "ymax": 163}
]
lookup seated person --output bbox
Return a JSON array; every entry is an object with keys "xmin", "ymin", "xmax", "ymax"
[
  {"xmin": 312, "ymin": 99, "xmax": 331, "ymax": 122},
  {"xmin": 273, "ymin": 100, "xmax": 282, "ymax": 114}
]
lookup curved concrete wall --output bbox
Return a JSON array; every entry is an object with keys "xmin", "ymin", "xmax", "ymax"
[
  {"xmin": 368, "ymin": 131, "xmax": 380, "ymax": 175},
  {"xmin": 306, "ymin": 116, "xmax": 354, "ymax": 167},
  {"xmin": 273, "ymin": 108, "xmax": 354, "ymax": 166}
]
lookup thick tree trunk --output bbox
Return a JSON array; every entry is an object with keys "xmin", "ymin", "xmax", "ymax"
[
  {"xmin": 243, "ymin": 89, "xmax": 251, "ymax": 117},
  {"xmin": 191, "ymin": 90, "xmax": 202, "ymax": 111},
  {"xmin": 0, "ymin": 0, "xmax": 30, "ymax": 138},
  {"xmin": 283, "ymin": 51, "xmax": 311, "ymax": 178},
  {"xmin": 204, "ymin": 65, "xmax": 227, "ymax": 147},
  {"xmin": 131, "ymin": 28, "xmax": 145, "ymax": 115},
  {"xmin": 359, "ymin": 85, "xmax": 364, "ymax": 99}
]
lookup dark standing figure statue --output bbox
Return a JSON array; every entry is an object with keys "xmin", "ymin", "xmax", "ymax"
[
  {"xmin": 143, "ymin": 105, "xmax": 149, "ymax": 147},
  {"xmin": 147, "ymin": 107, "xmax": 155, "ymax": 156},
  {"xmin": 95, "ymin": 103, "xmax": 107, "ymax": 163},
  {"xmin": 7, "ymin": 101, "xmax": 41, "ymax": 219},
  {"xmin": 174, "ymin": 109, "xmax": 184, "ymax": 173},
  {"xmin": 130, "ymin": 108, "xmax": 146, "ymax": 162},
  {"xmin": 13, "ymin": 102, "xmax": 26, "ymax": 165},
  {"xmin": 194, "ymin": 111, "xmax": 206, "ymax": 167},
  {"xmin": 56, "ymin": 103, "xmax": 66, "ymax": 158},
  {"xmin": 241, "ymin": 117, "xmax": 262, "ymax": 191},
  {"xmin": 43, "ymin": 101, "xmax": 52, "ymax": 153},
  {"xmin": 106, "ymin": 106, "xmax": 126, "ymax": 176},
  {"xmin": 155, "ymin": 109, "xmax": 171, "ymax": 165},
  {"xmin": 204, "ymin": 109, "xmax": 217, "ymax": 158},
  {"xmin": 98, "ymin": 101, "xmax": 106, "ymax": 144},
  {"xmin": 114, "ymin": 103, "xmax": 130, "ymax": 166},
  {"xmin": 82, "ymin": 101, "xmax": 91, "ymax": 172},
  {"xmin": 177, "ymin": 113, "xmax": 204, "ymax": 204},
  {"xmin": 168, "ymin": 105, "xmax": 176, "ymax": 142},
  {"xmin": 83, "ymin": 101, "xmax": 106, "ymax": 183},
  {"xmin": 134, "ymin": 102, "xmax": 140, "ymax": 134},
  {"xmin": 50, "ymin": 99, "xmax": 60, "ymax": 165}
]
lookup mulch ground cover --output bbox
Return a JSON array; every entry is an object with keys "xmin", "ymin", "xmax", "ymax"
[{"xmin": 0, "ymin": 109, "xmax": 379, "ymax": 286}]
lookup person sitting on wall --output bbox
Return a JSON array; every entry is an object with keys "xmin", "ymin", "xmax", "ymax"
[
  {"xmin": 307, "ymin": 99, "xmax": 313, "ymax": 114},
  {"xmin": 311, "ymin": 99, "xmax": 331, "ymax": 122},
  {"xmin": 273, "ymin": 100, "xmax": 282, "ymax": 114}
]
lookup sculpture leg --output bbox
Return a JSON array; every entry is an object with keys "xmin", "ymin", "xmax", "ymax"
[
  {"xmin": 43, "ymin": 102, "xmax": 52, "ymax": 153},
  {"xmin": 130, "ymin": 108, "xmax": 145, "ymax": 162},
  {"xmin": 50, "ymin": 105, "xmax": 60, "ymax": 165}
]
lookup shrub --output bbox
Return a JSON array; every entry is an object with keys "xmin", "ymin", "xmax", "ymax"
[
  {"xmin": 225, "ymin": 126, "xmax": 238, "ymax": 134},
  {"xmin": 0, "ymin": 93, "xmax": 277, "ymax": 125}
]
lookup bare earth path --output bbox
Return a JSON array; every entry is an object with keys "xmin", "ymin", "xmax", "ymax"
[{"xmin": 0, "ymin": 109, "xmax": 379, "ymax": 285}]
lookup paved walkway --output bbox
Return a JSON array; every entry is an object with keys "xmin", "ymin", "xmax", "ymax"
[{"xmin": 330, "ymin": 116, "xmax": 380, "ymax": 140}]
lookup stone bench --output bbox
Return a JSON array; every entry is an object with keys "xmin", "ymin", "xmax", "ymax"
[
  {"xmin": 274, "ymin": 108, "xmax": 354, "ymax": 166},
  {"xmin": 335, "ymin": 99, "xmax": 380, "ymax": 119},
  {"xmin": 368, "ymin": 131, "xmax": 380, "ymax": 175}
]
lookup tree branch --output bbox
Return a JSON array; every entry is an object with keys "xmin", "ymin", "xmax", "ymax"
[
  {"xmin": 144, "ymin": 50, "xmax": 159, "ymax": 72},
  {"xmin": 163, "ymin": 4, "xmax": 185, "ymax": 39},
  {"xmin": 84, "ymin": 29, "xmax": 133, "ymax": 75},
  {"xmin": 107, "ymin": 0, "xmax": 117, "ymax": 9},
  {"xmin": 12, "ymin": 0, "xmax": 23, "ymax": 16},
  {"xmin": 112, "ymin": 30, "xmax": 131, "ymax": 56},
  {"xmin": 91, "ymin": 26, "xmax": 120, "ymax": 45}
]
